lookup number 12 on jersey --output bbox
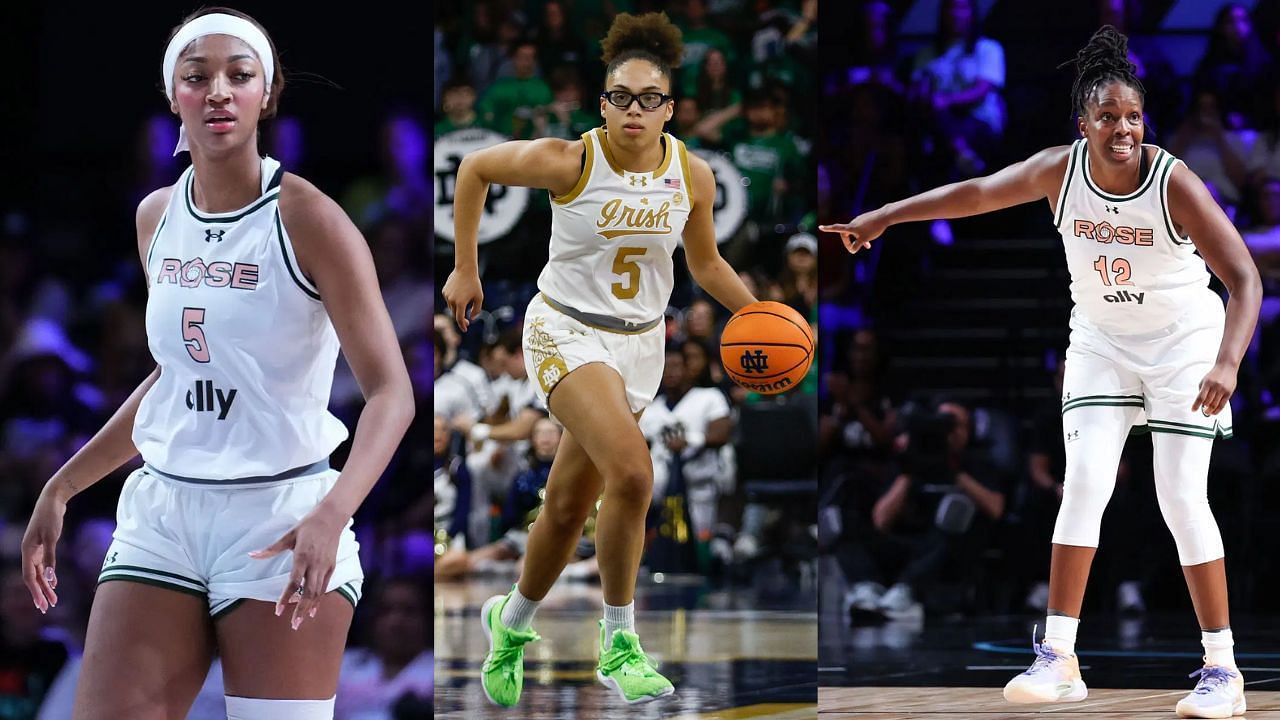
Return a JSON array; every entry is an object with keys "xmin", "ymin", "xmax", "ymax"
[
  {"xmin": 1093, "ymin": 255, "xmax": 1133, "ymax": 286},
  {"xmin": 182, "ymin": 307, "xmax": 211, "ymax": 363}
]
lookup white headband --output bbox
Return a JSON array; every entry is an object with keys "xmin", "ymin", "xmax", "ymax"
[{"xmin": 162, "ymin": 13, "xmax": 275, "ymax": 155}]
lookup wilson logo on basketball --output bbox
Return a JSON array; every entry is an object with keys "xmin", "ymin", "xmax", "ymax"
[
  {"xmin": 739, "ymin": 350, "xmax": 769, "ymax": 374},
  {"xmin": 1072, "ymin": 219, "xmax": 1154, "ymax": 246},
  {"xmin": 595, "ymin": 197, "xmax": 673, "ymax": 239}
]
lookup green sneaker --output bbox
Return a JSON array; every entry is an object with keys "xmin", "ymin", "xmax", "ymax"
[
  {"xmin": 480, "ymin": 592, "xmax": 540, "ymax": 707},
  {"xmin": 595, "ymin": 621, "xmax": 676, "ymax": 704}
]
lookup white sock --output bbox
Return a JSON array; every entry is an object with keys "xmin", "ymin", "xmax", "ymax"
[
  {"xmin": 1044, "ymin": 615, "xmax": 1080, "ymax": 656},
  {"xmin": 500, "ymin": 587, "xmax": 540, "ymax": 631},
  {"xmin": 604, "ymin": 601, "xmax": 635, "ymax": 649},
  {"xmin": 1203, "ymin": 628, "xmax": 1236, "ymax": 668}
]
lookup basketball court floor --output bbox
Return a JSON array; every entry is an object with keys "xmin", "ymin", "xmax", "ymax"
[
  {"xmin": 818, "ymin": 558, "xmax": 1280, "ymax": 718},
  {"xmin": 435, "ymin": 568, "xmax": 817, "ymax": 719}
]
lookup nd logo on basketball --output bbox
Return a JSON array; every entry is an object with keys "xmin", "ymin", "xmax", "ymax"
[{"xmin": 739, "ymin": 349, "xmax": 769, "ymax": 374}]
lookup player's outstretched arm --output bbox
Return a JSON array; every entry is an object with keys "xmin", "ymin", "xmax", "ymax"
[
  {"xmin": 444, "ymin": 138, "xmax": 585, "ymax": 331},
  {"xmin": 820, "ymin": 146, "xmax": 1070, "ymax": 253},
  {"xmin": 1167, "ymin": 163, "xmax": 1263, "ymax": 416},
  {"xmin": 20, "ymin": 189, "xmax": 173, "ymax": 613},
  {"xmin": 682, "ymin": 154, "xmax": 757, "ymax": 313}
]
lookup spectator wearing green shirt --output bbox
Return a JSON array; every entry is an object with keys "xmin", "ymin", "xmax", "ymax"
[
  {"xmin": 679, "ymin": 0, "xmax": 736, "ymax": 93},
  {"xmin": 478, "ymin": 40, "xmax": 553, "ymax": 139},
  {"xmin": 728, "ymin": 89, "xmax": 805, "ymax": 225},
  {"xmin": 435, "ymin": 79, "xmax": 484, "ymax": 138},
  {"xmin": 691, "ymin": 48, "xmax": 741, "ymax": 146},
  {"xmin": 536, "ymin": 67, "xmax": 598, "ymax": 140}
]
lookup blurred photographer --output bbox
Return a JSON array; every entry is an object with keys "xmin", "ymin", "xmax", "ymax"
[{"xmin": 840, "ymin": 400, "xmax": 1005, "ymax": 622}]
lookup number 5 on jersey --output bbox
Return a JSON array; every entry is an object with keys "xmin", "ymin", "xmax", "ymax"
[
  {"xmin": 182, "ymin": 307, "xmax": 211, "ymax": 363},
  {"xmin": 612, "ymin": 247, "xmax": 646, "ymax": 300}
]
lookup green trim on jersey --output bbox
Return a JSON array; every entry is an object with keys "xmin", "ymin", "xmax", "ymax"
[
  {"xmin": 1080, "ymin": 145, "xmax": 1164, "ymax": 202},
  {"xmin": 98, "ymin": 574, "xmax": 208, "ymax": 599},
  {"xmin": 1054, "ymin": 142, "xmax": 1081, "ymax": 229},
  {"xmin": 1157, "ymin": 156, "xmax": 1194, "ymax": 246},
  {"xmin": 274, "ymin": 210, "xmax": 322, "ymax": 301},
  {"xmin": 99, "ymin": 563, "xmax": 206, "ymax": 589},
  {"xmin": 144, "ymin": 212, "xmax": 168, "ymax": 275},
  {"xmin": 335, "ymin": 581, "xmax": 360, "ymax": 609},
  {"xmin": 1061, "ymin": 393, "xmax": 1145, "ymax": 415},
  {"xmin": 1147, "ymin": 418, "xmax": 1232, "ymax": 439},
  {"xmin": 184, "ymin": 170, "xmax": 281, "ymax": 224},
  {"xmin": 211, "ymin": 598, "xmax": 246, "ymax": 619}
]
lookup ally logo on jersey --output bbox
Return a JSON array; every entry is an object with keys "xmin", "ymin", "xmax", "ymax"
[{"xmin": 185, "ymin": 379, "xmax": 237, "ymax": 420}]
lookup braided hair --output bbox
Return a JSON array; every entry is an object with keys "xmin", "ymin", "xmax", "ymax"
[
  {"xmin": 1063, "ymin": 25, "xmax": 1145, "ymax": 118},
  {"xmin": 600, "ymin": 12, "xmax": 684, "ymax": 85}
]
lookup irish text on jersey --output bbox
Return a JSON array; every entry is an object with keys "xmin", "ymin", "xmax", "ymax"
[
  {"xmin": 595, "ymin": 197, "xmax": 673, "ymax": 239},
  {"xmin": 156, "ymin": 258, "xmax": 260, "ymax": 290},
  {"xmin": 1072, "ymin": 220, "xmax": 1154, "ymax": 246}
]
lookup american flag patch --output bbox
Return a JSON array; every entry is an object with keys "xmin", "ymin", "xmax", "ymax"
[{"xmin": 664, "ymin": 178, "xmax": 681, "ymax": 190}]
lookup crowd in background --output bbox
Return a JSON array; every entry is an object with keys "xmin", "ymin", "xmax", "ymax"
[
  {"xmin": 433, "ymin": 0, "xmax": 820, "ymax": 592},
  {"xmin": 819, "ymin": 0, "xmax": 1280, "ymax": 633},
  {"xmin": 0, "ymin": 110, "xmax": 433, "ymax": 717}
]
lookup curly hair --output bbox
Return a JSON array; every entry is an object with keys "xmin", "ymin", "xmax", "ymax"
[
  {"xmin": 1062, "ymin": 25, "xmax": 1145, "ymax": 118},
  {"xmin": 600, "ymin": 12, "xmax": 684, "ymax": 85}
]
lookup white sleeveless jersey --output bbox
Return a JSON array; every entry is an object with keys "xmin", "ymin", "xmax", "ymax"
[
  {"xmin": 537, "ymin": 128, "xmax": 694, "ymax": 323},
  {"xmin": 1054, "ymin": 139, "xmax": 1216, "ymax": 335},
  {"xmin": 133, "ymin": 156, "xmax": 348, "ymax": 479}
]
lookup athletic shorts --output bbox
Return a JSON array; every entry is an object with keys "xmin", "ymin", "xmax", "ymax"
[
  {"xmin": 1063, "ymin": 300, "xmax": 1233, "ymax": 439},
  {"xmin": 522, "ymin": 293, "xmax": 664, "ymax": 415},
  {"xmin": 99, "ymin": 463, "xmax": 364, "ymax": 619}
]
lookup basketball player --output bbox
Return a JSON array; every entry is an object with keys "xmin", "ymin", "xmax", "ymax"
[
  {"xmin": 822, "ymin": 26, "xmax": 1260, "ymax": 720},
  {"xmin": 442, "ymin": 12, "xmax": 758, "ymax": 707},
  {"xmin": 19, "ymin": 9, "xmax": 413, "ymax": 719}
]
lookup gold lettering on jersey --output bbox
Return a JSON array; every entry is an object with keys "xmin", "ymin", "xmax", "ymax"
[
  {"xmin": 596, "ymin": 198, "xmax": 673, "ymax": 239},
  {"xmin": 1072, "ymin": 220, "xmax": 1154, "ymax": 246}
]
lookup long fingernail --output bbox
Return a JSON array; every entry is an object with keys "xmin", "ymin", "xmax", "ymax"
[
  {"xmin": 275, "ymin": 603, "xmax": 283, "ymax": 616},
  {"xmin": 292, "ymin": 616, "xmax": 302, "ymax": 631},
  {"xmin": 309, "ymin": 608, "xmax": 317, "ymax": 618}
]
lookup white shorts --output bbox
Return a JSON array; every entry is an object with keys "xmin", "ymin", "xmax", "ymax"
[
  {"xmin": 1063, "ymin": 302, "xmax": 1233, "ymax": 439},
  {"xmin": 522, "ymin": 293, "xmax": 664, "ymax": 415},
  {"xmin": 100, "ymin": 464, "xmax": 364, "ymax": 619}
]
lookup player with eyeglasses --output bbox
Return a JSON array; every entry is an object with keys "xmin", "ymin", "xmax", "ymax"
[{"xmin": 443, "ymin": 10, "xmax": 757, "ymax": 709}]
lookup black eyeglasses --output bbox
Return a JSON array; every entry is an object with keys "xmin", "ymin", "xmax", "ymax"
[{"xmin": 601, "ymin": 90, "xmax": 672, "ymax": 110}]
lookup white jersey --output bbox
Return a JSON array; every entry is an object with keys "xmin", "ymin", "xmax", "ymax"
[
  {"xmin": 537, "ymin": 127, "xmax": 694, "ymax": 323},
  {"xmin": 133, "ymin": 156, "xmax": 348, "ymax": 480},
  {"xmin": 1054, "ymin": 139, "xmax": 1216, "ymax": 335}
]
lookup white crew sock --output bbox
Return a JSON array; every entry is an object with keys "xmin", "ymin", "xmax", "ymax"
[
  {"xmin": 1044, "ymin": 615, "xmax": 1080, "ymax": 656},
  {"xmin": 500, "ymin": 587, "xmax": 540, "ymax": 631},
  {"xmin": 1203, "ymin": 628, "xmax": 1236, "ymax": 668},
  {"xmin": 604, "ymin": 601, "xmax": 635, "ymax": 649}
]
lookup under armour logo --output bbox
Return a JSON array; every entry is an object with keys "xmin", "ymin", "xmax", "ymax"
[
  {"xmin": 104, "ymin": 551, "xmax": 118, "ymax": 566},
  {"xmin": 205, "ymin": 229, "xmax": 225, "ymax": 243},
  {"xmin": 629, "ymin": 176, "xmax": 648, "ymax": 187},
  {"xmin": 1066, "ymin": 430, "xmax": 1080, "ymax": 442},
  {"xmin": 1104, "ymin": 205, "xmax": 1119, "ymax": 214},
  {"xmin": 739, "ymin": 350, "xmax": 769, "ymax": 374}
]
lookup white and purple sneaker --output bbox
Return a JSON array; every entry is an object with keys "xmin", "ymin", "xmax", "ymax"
[{"xmin": 1176, "ymin": 663, "xmax": 1245, "ymax": 718}]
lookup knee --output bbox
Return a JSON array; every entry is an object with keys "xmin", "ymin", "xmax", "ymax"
[
  {"xmin": 605, "ymin": 461, "xmax": 653, "ymax": 506},
  {"xmin": 540, "ymin": 491, "xmax": 595, "ymax": 534}
]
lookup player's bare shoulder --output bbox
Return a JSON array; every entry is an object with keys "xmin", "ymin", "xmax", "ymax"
[
  {"xmin": 541, "ymin": 136, "xmax": 590, "ymax": 199},
  {"xmin": 136, "ymin": 185, "xmax": 176, "ymax": 264},
  {"xmin": 1030, "ymin": 144, "xmax": 1076, "ymax": 212}
]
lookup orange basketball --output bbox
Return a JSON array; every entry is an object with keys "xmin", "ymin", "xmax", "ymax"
[{"xmin": 719, "ymin": 301, "xmax": 814, "ymax": 395}]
